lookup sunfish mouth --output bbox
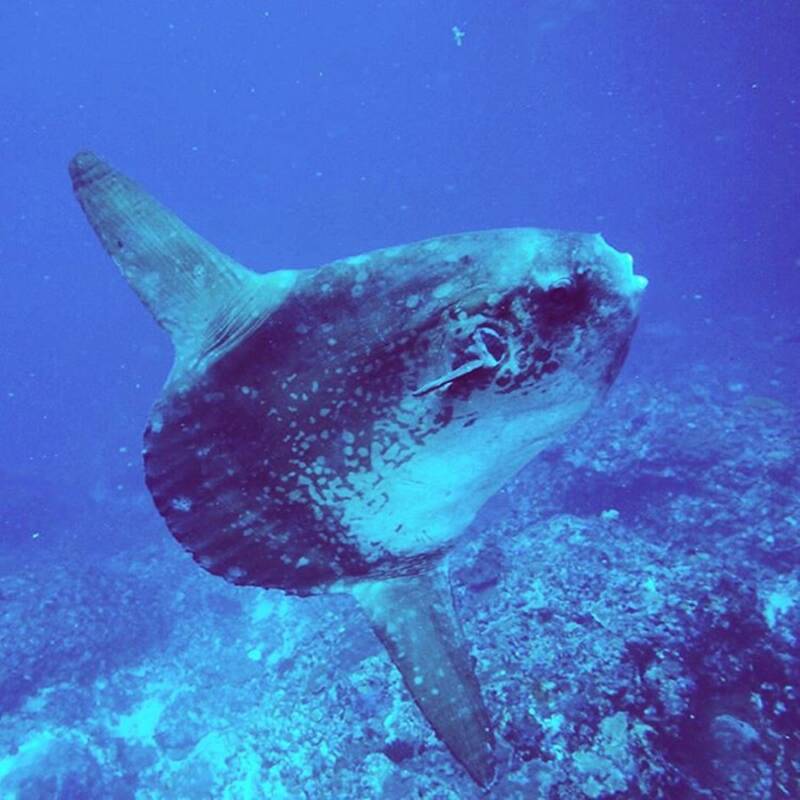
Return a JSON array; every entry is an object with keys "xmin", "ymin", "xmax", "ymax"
[{"xmin": 595, "ymin": 234, "xmax": 648, "ymax": 297}]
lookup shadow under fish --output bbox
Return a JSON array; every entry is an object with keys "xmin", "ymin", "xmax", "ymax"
[{"xmin": 69, "ymin": 151, "xmax": 646, "ymax": 787}]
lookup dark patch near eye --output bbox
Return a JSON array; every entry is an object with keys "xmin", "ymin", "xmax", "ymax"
[
  {"xmin": 445, "ymin": 363, "xmax": 496, "ymax": 400},
  {"xmin": 547, "ymin": 284, "xmax": 573, "ymax": 303},
  {"xmin": 533, "ymin": 347, "xmax": 551, "ymax": 362},
  {"xmin": 435, "ymin": 403, "xmax": 454, "ymax": 427},
  {"xmin": 484, "ymin": 275, "xmax": 593, "ymax": 349},
  {"xmin": 542, "ymin": 360, "xmax": 560, "ymax": 374},
  {"xmin": 449, "ymin": 329, "xmax": 485, "ymax": 370},
  {"xmin": 540, "ymin": 277, "xmax": 590, "ymax": 323}
]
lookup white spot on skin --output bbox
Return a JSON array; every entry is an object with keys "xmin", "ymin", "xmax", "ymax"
[
  {"xmin": 433, "ymin": 282, "xmax": 455, "ymax": 299},
  {"xmin": 343, "ymin": 253, "xmax": 370, "ymax": 267},
  {"xmin": 342, "ymin": 389, "xmax": 592, "ymax": 557},
  {"xmin": 171, "ymin": 496, "xmax": 193, "ymax": 512}
]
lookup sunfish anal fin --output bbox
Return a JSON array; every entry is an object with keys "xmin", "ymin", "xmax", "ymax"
[
  {"xmin": 351, "ymin": 571, "xmax": 496, "ymax": 787},
  {"xmin": 68, "ymin": 151, "xmax": 295, "ymax": 374}
]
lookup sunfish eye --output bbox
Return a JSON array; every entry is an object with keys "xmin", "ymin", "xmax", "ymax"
[
  {"xmin": 547, "ymin": 277, "xmax": 575, "ymax": 302},
  {"xmin": 543, "ymin": 275, "xmax": 590, "ymax": 319}
]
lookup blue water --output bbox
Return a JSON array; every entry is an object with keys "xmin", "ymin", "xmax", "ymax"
[{"xmin": 1, "ymin": 2, "xmax": 799, "ymax": 798}]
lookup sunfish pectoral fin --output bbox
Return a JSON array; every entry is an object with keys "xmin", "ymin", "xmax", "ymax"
[
  {"xmin": 68, "ymin": 151, "xmax": 296, "ymax": 372},
  {"xmin": 351, "ymin": 571, "xmax": 496, "ymax": 787},
  {"xmin": 413, "ymin": 359, "xmax": 487, "ymax": 396}
]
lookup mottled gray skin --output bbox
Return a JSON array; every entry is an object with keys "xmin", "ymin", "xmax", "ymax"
[{"xmin": 144, "ymin": 229, "xmax": 643, "ymax": 595}]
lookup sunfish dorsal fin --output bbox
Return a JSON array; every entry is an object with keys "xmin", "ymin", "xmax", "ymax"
[
  {"xmin": 69, "ymin": 151, "xmax": 295, "ymax": 373},
  {"xmin": 351, "ymin": 571, "xmax": 496, "ymax": 787}
]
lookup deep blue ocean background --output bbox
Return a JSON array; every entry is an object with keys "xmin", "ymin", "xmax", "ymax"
[{"xmin": 1, "ymin": 2, "xmax": 799, "ymax": 798}]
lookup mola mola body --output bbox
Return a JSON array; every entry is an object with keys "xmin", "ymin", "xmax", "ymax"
[{"xmin": 69, "ymin": 151, "xmax": 646, "ymax": 787}]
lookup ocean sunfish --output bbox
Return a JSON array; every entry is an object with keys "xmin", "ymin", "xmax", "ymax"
[{"xmin": 69, "ymin": 151, "xmax": 646, "ymax": 786}]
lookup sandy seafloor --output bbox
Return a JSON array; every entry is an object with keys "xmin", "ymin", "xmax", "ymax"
[{"xmin": 1, "ymin": 316, "xmax": 799, "ymax": 800}]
